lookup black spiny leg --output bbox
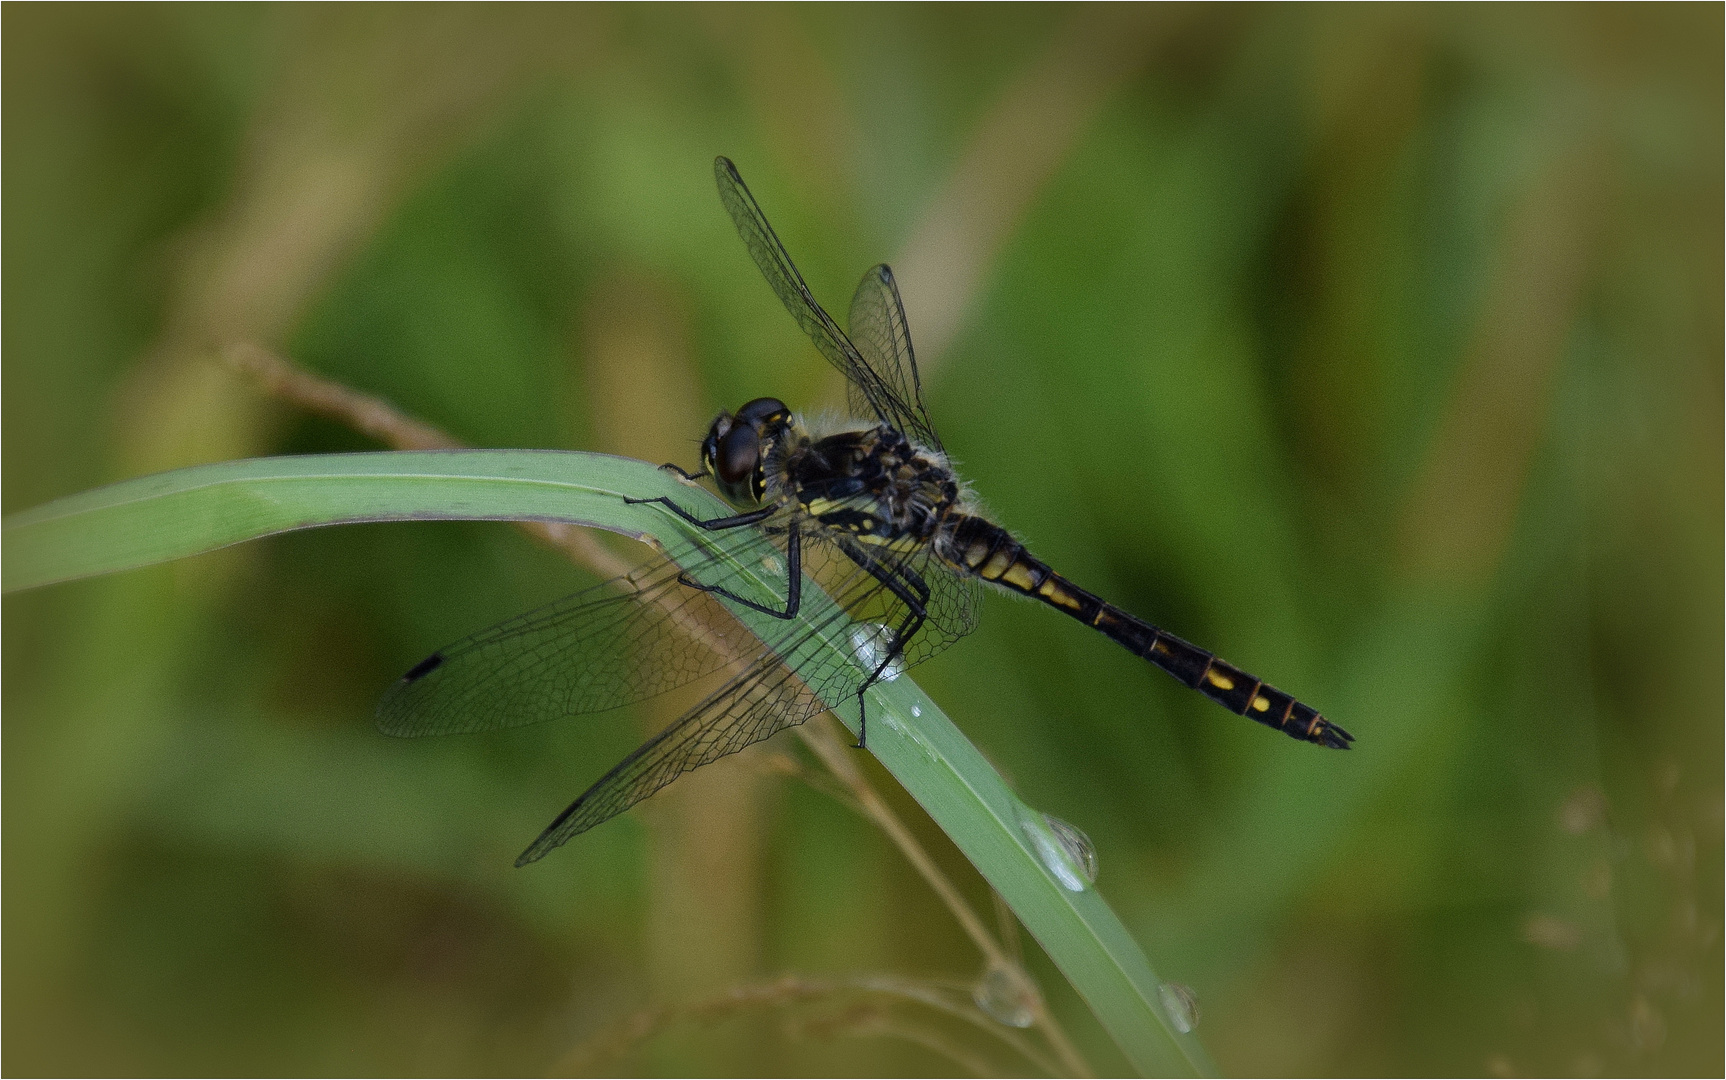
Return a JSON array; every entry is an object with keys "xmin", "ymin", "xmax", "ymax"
[
  {"xmin": 837, "ymin": 541, "xmax": 929, "ymax": 749},
  {"xmin": 673, "ymin": 519, "xmax": 802, "ymax": 620},
  {"xmin": 621, "ymin": 495, "xmax": 778, "ymax": 533},
  {"xmin": 624, "ymin": 492, "xmax": 804, "ymax": 620}
]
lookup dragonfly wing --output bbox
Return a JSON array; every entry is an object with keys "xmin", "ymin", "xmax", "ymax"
[
  {"xmin": 515, "ymin": 526, "xmax": 980, "ymax": 860},
  {"xmin": 847, "ymin": 263, "xmax": 944, "ymax": 451},
  {"xmin": 515, "ymin": 641, "xmax": 833, "ymax": 864},
  {"xmin": 803, "ymin": 533, "xmax": 980, "ymax": 670},
  {"xmin": 376, "ymin": 548, "xmax": 774, "ymax": 737},
  {"xmin": 907, "ymin": 543, "xmax": 983, "ymax": 662},
  {"xmin": 714, "ymin": 157, "xmax": 926, "ymax": 441}
]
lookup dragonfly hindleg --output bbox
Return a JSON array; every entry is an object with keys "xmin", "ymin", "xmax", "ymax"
[{"xmin": 838, "ymin": 540, "xmax": 930, "ymax": 748}]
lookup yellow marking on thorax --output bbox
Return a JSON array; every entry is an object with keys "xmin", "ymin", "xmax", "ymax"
[{"xmin": 1206, "ymin": 670, "xmax": 1235, "ymax": 692}]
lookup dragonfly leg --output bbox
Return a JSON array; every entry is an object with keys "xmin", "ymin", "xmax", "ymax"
[
  {"xmin": 838, "ymin": 542, "xmax": 930, "ymax": 749},
  {"xmin": 657, "ymin": 461, "xmax": 709, "ymax": 482},
  {"xmin": 621, "ymin": 496, "xmax": 778, "ymax": 532},
  {"xmin": 672, "ymin": 520, "xmax": 803, "ymax": 619}
]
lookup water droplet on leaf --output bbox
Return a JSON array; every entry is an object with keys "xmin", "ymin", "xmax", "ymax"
[
  {"xmin": 1042, "ymin": 813, "xmax": 1098, "ymax": 884},
  {"xmin": 1159, "ymin": 982, "xmax": 1200, "ymax": 1033},
  {"xmin": 1020, "ymin": 809, "xmax": 1090, "ymax": 891},
  {"xmin": 849, "ymin": 622, "xmax": 904, "ymax": 681}
]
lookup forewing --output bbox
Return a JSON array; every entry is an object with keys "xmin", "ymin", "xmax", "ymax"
[
  {"xmin": 714, "ymin": 157, "xmax": 924, "ymax": 439},
  {"xmin": 847, "ymin": 264, "xmax": 943, "ymax": 451},
  {"xmin": 376, "ymin": 552, "xmax": 767, "ymax": 737}
]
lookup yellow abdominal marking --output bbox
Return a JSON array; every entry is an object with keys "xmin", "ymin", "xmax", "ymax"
[
  {"xmin": 979, "ymin": 551, "xmax": 1015, "ymax": 580},
  {"xmin": 1037, "ymin": 578, "xmax": 1083, "ymax": 611},
  {"xmin": 1206, "ymin": 671, "xmax": 1236, "ymax": 692},
  {"xmin": 1252, "ymin": 695, "xmax": 1271, "ymax": 712},
  {"xmin": 1000, "ymin": 563, "xmax": 1039, "ymax": 591}
]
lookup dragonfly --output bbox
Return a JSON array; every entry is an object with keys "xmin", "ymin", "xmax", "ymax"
[{"xmin": 379, "ymin": 156, "xmax": 1351, "ymax": 867}]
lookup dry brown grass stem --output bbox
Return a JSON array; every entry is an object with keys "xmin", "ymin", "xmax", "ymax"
[
  {"xmin": 226, "ymin": 342, "xmax": 634, "ymax": 582},
  {"xmin": 554, "ymin": 972, "xmax": 1059, "ymax": 1077},
  {"xmin": 790, "ymin": 1007, "xmax": 1002, "ymax": 1078},
  {"xmin": 228, "ymin": 343, "xmax": 1091, "ymax": 1077},
  {"xmin": 793, "ymin": 713, "xmax": 1088, "ymax": 1076}
]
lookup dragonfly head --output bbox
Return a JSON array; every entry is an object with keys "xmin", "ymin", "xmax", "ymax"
[{"xmin": 701, "ymin": 396, "xmax": 791, "ymax": 505}]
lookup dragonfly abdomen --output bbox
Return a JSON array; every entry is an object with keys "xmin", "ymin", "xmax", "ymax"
[{"xmin": 943, "ymin": 515, "xmax": 1351, "ymax": 749}]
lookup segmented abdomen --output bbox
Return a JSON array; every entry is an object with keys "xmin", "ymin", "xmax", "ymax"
[{"xmin": 943, "ymin": 515, "xmax": 1351, "ymax": 749}]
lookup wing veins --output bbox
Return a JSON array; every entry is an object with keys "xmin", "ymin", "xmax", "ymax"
[{"xmin": 715, "ymin": 157, "xmax": 937, "ymax": 446}]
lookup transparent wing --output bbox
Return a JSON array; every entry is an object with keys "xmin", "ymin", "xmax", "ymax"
[
  {"xmin": 378, "ymin": 487, "xmax": 981, "ymax": 860},
  {"xmin": 515, "ymin": 618, "xmax": 842, "ymax": 864},
  {"xmin": 516, "ymin": 527, "xmax": 981, "ymax": 863},
  {"xmin": 805, "ymin": 533, "xmax": 981, "ymax": 672},
  {"xmin": 715, "ymin": 157, "xmax": 936, "ymax": 447},
  {"xmin": 377, "ymin": 532, "xmax": 793, "ymax": 738},
  {"xmin": 847, "ymin": 263, "xmax": 943, "ymax": 451}
]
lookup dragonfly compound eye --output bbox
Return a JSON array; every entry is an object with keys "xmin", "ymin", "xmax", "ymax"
[
  {"xmin": 735, "ymin": 396, "xmax": 789, "ymax": 427},
  {"xmin": 713, "ymin": 422, "xmax": 763, "ymax": 503}
]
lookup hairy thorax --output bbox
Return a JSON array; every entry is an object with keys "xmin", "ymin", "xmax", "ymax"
[{"xmin": 769, "ymin": 420, "xmax": 963, "ymax": 550}]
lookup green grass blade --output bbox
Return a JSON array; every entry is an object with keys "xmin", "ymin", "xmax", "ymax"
[
  {"xmin": 3, "ymin": 450, "xmax": 1215, "ymax": 1075},
  {"xmin": 2, "ymin": 450, "xmax": 664, "ymax": 593}
]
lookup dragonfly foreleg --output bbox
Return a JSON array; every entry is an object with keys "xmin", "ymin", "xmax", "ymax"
[
  {"xmin": 621, "ymin": 495, "xmax": 778, "ymax": 532},
  {"xmin": 656, "ymin": 461, "xmax": 710, "ymax": 483}
]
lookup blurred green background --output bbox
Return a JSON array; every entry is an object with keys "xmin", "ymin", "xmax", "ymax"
[{"xmin": 4, "ymin": 4, "xmax": 1720, "ymax": 1075}]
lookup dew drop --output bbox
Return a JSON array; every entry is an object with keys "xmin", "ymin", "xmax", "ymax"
[
  {"xmin": 911, "ymin": 705, "xmax": 921, "ymax": 717},
  {"xmin": 1020, "ymin": 809, "xmax": 1091, "ymax": 892},
  {"xmin": 1158, "ymin": 982, "xmax": 1200, "ymax": 1033},
  {"xmin": 973, "ymin": 964, "xmax": 1037, "ymax": 1028},
  {"xmin": 1042, "ymin": 813, "xmax": 1099, "ymax": 885},
  {"xmin": 849, "ymin": 622, "xmax": 904, "ymax": 681}
]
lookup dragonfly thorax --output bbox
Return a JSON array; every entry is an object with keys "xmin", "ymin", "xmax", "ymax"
[
  {"xmin": 770, "ymin": 420, "xmax": 961, "ymax": 546},
  {"xmin": 705, "ymin": 395, "xmax": 962, "ymax": 545}
]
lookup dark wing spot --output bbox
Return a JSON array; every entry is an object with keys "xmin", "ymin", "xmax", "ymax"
[{"xmin": 403, "ymin": 653, "xmax": 445, "ymax": 683}]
